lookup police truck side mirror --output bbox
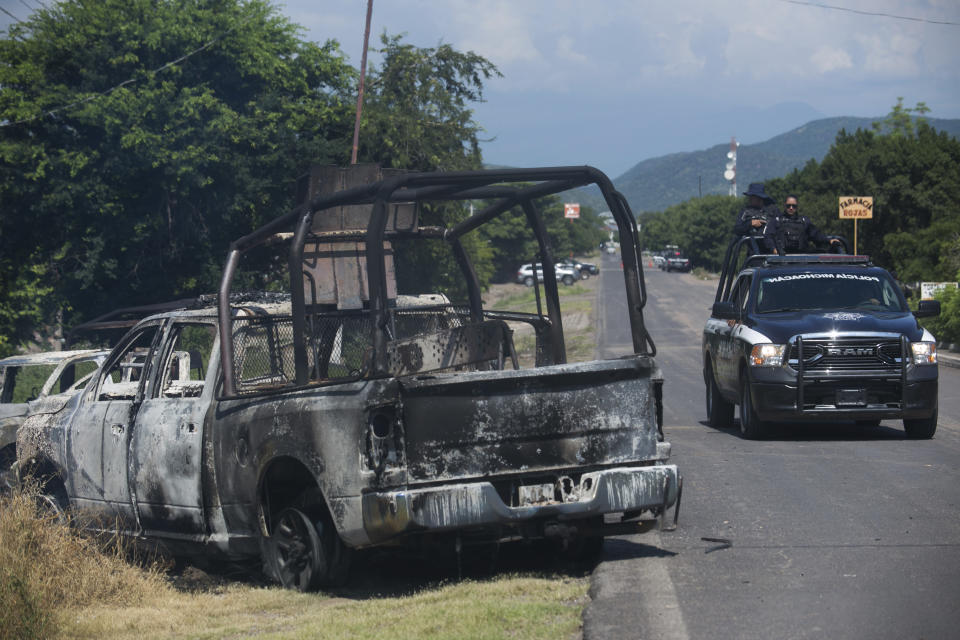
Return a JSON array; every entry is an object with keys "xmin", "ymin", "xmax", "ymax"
[
  {"xmin": 712, "ymin": 301, "xmax": 739, "ymax": 320},
  {"xmin": 913, "ymin": 300, "xmax": 941, "ymax": 318}
]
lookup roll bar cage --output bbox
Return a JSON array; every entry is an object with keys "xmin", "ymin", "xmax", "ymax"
[{"xmin": 216, "ymin": 166, "xmax": 653, "ymax": 397}]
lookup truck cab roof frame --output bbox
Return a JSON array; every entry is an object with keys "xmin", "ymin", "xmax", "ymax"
[{"xmin": 217, "ymin": 166, "xmax": 653, "ymax": 397}]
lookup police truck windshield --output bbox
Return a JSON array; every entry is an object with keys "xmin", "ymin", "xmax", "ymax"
[{"xmin": 756, "ymin": 272, "xmax": 907, "ymax": 313}]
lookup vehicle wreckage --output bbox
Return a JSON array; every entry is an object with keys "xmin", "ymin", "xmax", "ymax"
[{"xmin": 18, "ymin": 165, "xmax": 680, "ymax": 590}]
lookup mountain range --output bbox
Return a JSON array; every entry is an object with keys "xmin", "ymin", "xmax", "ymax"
[{"xmin": 576, "ymin": 116, "xmax": 960, "ymax": 214}]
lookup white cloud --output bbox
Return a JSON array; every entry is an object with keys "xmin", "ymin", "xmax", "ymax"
[{"xmin": 810, "ymin": 46, "xmax": 854, "ymax": 73}]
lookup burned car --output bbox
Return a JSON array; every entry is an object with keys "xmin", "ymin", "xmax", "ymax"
[
  {"xmin": 19, "ymin": 166, "xmax": 679, "ymax": 591},
  {"xmin": 0, "ymin": 349, "xmax": 108, "ymax": 487}
]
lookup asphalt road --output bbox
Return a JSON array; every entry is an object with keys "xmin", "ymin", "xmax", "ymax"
[{"xmin": 584, "ymin": 253, "xmax": 960, "ymax": 640}]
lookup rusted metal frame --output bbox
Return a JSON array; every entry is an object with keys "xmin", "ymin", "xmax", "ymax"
[
  {"xmin": 450, "ymin": 238, "xmax": 484, "ymax": 323},
  {"xmin": 446, "ymin": 179, "xmax": 578, "ymax": 241},
  {"xmin": 366, "ymin": 175, "xmax": 411, "ymax": 376},
  {"xmin": 611, "ymin": 188, "xmax": 656, "ymax": 355},
  {"xmin": 594, "ymin": 174, "xmax": 650, "ymax": 355},
  {"xmin": 218, "ymin": 247, "xmax": 242, "ymax": 397},
  {"xmin": 289, "ymin": 209, "xmax": 315, "ymax": 386},
  {"xmin": 521, "ymin": 199, "xmax": 566, "ymax": 365}
]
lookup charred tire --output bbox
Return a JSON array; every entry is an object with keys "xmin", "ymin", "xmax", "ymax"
[
  {"xmin": 705, "ymin": 364, "xmax": 734, "ymax": 429},
  {"xmin": 264, "ymin": 495, "xmax": 351, "ymax": 591},
  {"xmin": 523, "ymin": 276, "xmax": 535, "ymax": 287},
  {"xmin": 738, "ymin": 373, "xmax": 765, "ymax": 439},
  {"xmin": 904, "ymin": 411, "xmax": 937, "ymax": 439},
  {"xmin": 0, "ymin": 445, "xmax": 15, "ymax": 493},
  {"xmin": 37, "ymin": 479, "xmax": 69, "ymax": 524},
  {"xmin": 561, "ymin": 275, "xmax": 575, "ymax": 286}
]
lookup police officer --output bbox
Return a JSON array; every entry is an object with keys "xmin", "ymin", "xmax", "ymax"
[
  {"xmin": 734, "ymin": 183, "xmax": 779, "ymax": 254},
  {"xmin": 776, "ymin": 195, "xmax": 840, "ymax": 253}
]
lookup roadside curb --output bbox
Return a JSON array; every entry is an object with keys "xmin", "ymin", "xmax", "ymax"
[{"xmin": 938, "ymin": 350, "xmax": 960, "ymax": 370}]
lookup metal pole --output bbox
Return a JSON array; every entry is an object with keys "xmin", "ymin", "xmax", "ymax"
[{"xmin": 350, "ymin": 0, "xmax": 374, "ymax": 164}]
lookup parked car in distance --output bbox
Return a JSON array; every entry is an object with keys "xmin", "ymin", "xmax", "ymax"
[
  {"xmin": 516, "ymin": 262, "xmax": 580, "ymax": 286},
  {"xmin": 0, "ymin": 349, "xmax": 109, "ymax": 486},
  {"xmin": 651, "ymin": 255, "xmax": 666, "ymax": 269},
  {"xmin": 559, "ymin": 258, "xmax": 599, "ymax": 279}
]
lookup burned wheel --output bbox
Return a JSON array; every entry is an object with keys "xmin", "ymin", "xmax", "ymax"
[
  {"xmin": 265, "ymin": 503, "xmax": 351, "ymax": 591},
  {"xmin": 705, "ymin": 365, "xmax": 734, "ymax": 429}
]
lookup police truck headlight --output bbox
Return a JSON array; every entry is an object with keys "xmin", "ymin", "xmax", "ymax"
[
  {"xmin": 750, "ymin": 344, "xmax": 785, "ymax": 367},
  {"xmin": 910, "ymin": 342, "xmax": 937, "ymax": 365}
]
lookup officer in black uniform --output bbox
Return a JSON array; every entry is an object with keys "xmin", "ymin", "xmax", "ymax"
[
  {"xmin": 734, "ymin": 183, "xmax": 780, "ymax": 254},
  {"xmin": 775, "ymin": 195, "xmax": 840, "ymax": 253}
]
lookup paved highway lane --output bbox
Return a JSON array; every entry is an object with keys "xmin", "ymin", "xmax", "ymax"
[{"xmin": 585, "ymin": 252, "xmax": 960, "ymax": 640}]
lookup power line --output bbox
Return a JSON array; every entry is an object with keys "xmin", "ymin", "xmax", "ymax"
[
  {"xmin": 2, "ymin": 21, "xmax": 243, "ymax": 128},
  {"xmin": 0, "ymin": 7, "xmax": 23, "ymax": 24},
  {"xmin": 781, "ymin": 0, "xmax": 960, "ymax": 26}
]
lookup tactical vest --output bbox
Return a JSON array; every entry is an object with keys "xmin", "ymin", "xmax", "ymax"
[{"xmin": 778, "ymin": 216, "xmax": 806, "ymax": 251}]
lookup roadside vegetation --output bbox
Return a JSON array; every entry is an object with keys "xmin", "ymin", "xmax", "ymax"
[
  {"xmin": 0, "ymin": 0, "xmax": 606, "ymax": 357},
  {"xmin": 0, "ymin": 485, "xmax": 589, "ymax": 639}
]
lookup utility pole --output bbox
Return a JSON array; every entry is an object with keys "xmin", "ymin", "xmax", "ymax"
[{"xmin": 350, "ymin": 0, "xmax": 374, "ymax": 164}]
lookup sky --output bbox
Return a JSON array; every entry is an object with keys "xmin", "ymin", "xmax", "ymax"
[{"xmin": 3, "ymin": 0, "xmax": 959, "ymax": 178}]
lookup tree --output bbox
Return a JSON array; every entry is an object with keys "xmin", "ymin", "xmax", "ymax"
[
  {"xmin": 0, "ymin": 0, "xmax": 355, "ymax": 351},
  {"xmin": 357, "ymin": 33, "xmax": 501, "ymax": 171}
]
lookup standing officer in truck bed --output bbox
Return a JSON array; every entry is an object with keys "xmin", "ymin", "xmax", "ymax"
[
  {"xmin": 734, "ymin": 183, "xmax": 780, "ymax": 254},
  {"xmin": 776, "ymin": 194, "xmax": 841, "ymax": 253}
]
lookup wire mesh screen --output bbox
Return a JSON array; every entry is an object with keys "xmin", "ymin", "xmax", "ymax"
[{"xmin": 230, "ymin": 305, "xmax": 473, "ymax": 395}]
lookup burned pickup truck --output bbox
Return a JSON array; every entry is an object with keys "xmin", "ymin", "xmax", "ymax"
[
  {"xmin": 1, "ymin": 349, "xmax": 108, "ymax": 488},
  {"xmin": 19, "ymin": 166, "xmax": 679, "ymax": 590}
]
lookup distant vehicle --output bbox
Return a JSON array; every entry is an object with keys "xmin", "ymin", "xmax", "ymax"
[
  {"xmin": 651, "ymin": 255, "xmax": 666, "ymax": 268},
  {"xmin": 662, "ymin": 252, "xmax": 691, "ymax": 272},
  {"xmin": 604, "ymin": 243, "xmax": 617, "ymax": 255},
  {"xmin": 0, "ymin": 349, "xmax": 109, "ymax": 486},
  {"xmin": 516, "ymin": 262, "xmax": 580, "ymax": 286},
  {"xmin": 559, "ymin": 258, "xmax": 599, "ymax": 279},
  {"xmin": 703, "ymin": 240, "xmax": 940, "ymax": 439}
]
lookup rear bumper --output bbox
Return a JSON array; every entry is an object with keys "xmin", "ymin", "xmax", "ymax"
[{"xmin": 360, "ymin": 464, "xmax": 680, "ymax": 544}]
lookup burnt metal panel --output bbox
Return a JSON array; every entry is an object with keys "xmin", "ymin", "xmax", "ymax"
[{"xmin": 398, "ymin": 357, "xmax": 662, "ymax": 483}]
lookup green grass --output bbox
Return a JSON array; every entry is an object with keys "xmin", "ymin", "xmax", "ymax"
[{"xmin": 490, "ymin": 284, "xmax": 590, "ymax": 314}]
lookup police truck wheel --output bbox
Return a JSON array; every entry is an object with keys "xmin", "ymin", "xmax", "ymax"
[
  {"xmin": 903, "ymin": 411, "xmax": 937, "ymax": 439},
  {"xmin": 739, "ymin": 373, "xmax": 765, "ymax": 439},
  {"xmin": 579, "ymin": 270, "xmax": 589, "ymax": 280},
  {"xmin": 705, "ymin": 365, "xmax": 734, "ymax": 429}
]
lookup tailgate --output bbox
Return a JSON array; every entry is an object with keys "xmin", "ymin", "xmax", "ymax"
[{"xmin": 399, "ymin": 356, "xmax": 662, "ymax": 483}]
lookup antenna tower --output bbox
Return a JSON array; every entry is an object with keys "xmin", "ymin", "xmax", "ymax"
[{"xmin": 723, "ymin": 137, "xmax": 739, "ymax": 196}]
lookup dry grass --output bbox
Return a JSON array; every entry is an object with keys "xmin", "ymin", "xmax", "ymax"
[
  {"xmin": 1, "ymin": 486, "xmax": 589, "ymax": 639},
  {"xmin": 0, "ymin": 485, "xmax": 171, "ymax": 639}
]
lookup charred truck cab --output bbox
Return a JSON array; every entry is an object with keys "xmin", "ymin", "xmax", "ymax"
[
  {"xmin": 19, "ymin": 166, "xmax": 679, "ymax": 591},
  {"xmin": 703, "ymin": 236, "xmax": 940, "ymax": 439}
]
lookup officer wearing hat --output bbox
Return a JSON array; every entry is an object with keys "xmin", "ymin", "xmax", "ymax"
[{"xmin": 734, "ymin": 183, "xmax": 780, "ymax": 254}]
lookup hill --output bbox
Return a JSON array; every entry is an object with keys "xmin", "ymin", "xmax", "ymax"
[{"xmin": 575, "ymin": 116, "xmax": 960, "ymax": 214}]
